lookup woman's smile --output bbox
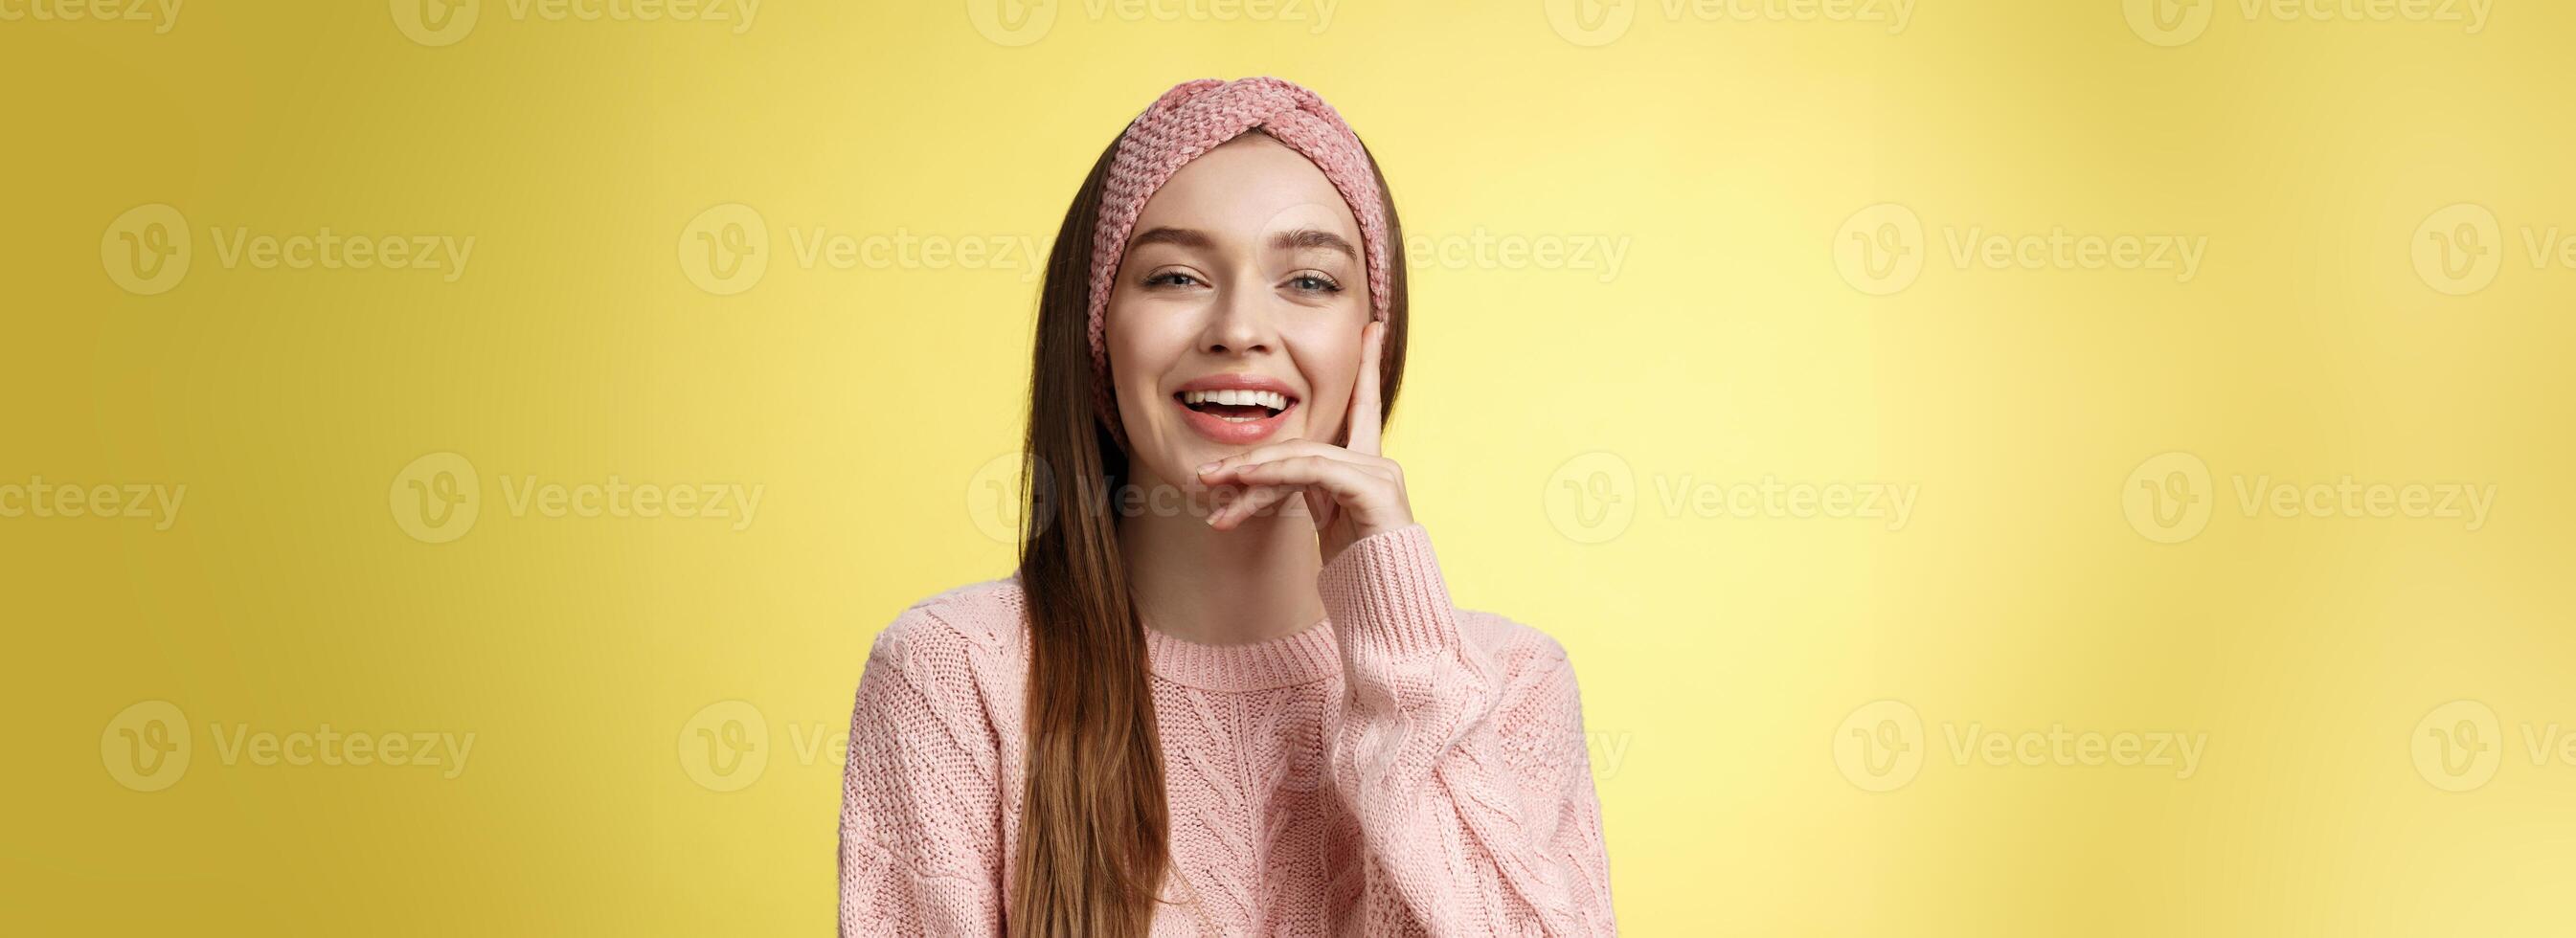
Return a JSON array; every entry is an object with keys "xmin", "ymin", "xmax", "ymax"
[{"xmin": 1171, "ymin": 371, "xmax": 1302, "ymax": 444}]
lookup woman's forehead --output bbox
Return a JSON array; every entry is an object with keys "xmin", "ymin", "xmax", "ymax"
[{"xmin": 1132, "ymin": 134, "xmax": 1361, "ymax": 244}]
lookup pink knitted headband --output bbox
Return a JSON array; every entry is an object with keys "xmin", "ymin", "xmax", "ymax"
[{"xmin": 1085, "ymin": 77, "xmax": 1392, "ymax": 446}]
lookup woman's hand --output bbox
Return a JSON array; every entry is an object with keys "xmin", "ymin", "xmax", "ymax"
[{"xmin": 1195, "ymin": 320, "xmax": 1413, "ymax": 566}]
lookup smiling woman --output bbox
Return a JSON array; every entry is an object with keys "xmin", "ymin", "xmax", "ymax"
[{"xmin": 835, "ymin": 77, "xmax": 1616, "ymax": 936}]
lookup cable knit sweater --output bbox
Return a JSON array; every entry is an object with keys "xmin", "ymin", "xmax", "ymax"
[{"xmin": 837, "ymin": 523, "xmax": 1616, "ymax": 935}]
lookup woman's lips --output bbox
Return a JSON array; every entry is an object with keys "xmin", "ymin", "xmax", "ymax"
[{"xmin": 1173, "ymin": 394, "xmax": 1295, "ymax": 444}]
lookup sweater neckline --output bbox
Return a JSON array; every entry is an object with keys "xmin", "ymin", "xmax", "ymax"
[{"xmin": 1141, "ymin": 614, "xmax": 1340, "ymax": 692}]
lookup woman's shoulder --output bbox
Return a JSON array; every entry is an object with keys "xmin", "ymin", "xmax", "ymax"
[
  {"xmin": 1452, "ymin": 605, "xmax": 1581, "ymax": 678},
  {"xmin": 865, "ymin": 574, "xmax": 1030, "ymax": 674}
]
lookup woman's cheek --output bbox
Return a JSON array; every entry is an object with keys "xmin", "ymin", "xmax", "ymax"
[{"xmin": 1296, "ymin": 353, "xmax": 1358, "ymax": 440}]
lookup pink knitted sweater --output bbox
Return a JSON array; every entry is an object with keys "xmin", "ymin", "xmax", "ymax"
[{"xmin": 837, "ymin": 523, "xmax": 1616, "ymax": 935}]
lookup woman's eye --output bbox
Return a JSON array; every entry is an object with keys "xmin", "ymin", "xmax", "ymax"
[
  {"xmin": 1146, "ymin": 271, "xmax": 1205, "ymax": 288},
  {"xmin": 1287, "ymin": 273, "xmax": 1342, "ymax": 293}
]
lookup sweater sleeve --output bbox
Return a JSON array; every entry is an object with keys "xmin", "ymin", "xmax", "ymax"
[
  {"xmin": 838, "ymin": 605, "xmax": 1006, "ymax": 938},
  {"xmin": 1317, "ymin": 524, "xmax": 1617, "ymax": 936}
]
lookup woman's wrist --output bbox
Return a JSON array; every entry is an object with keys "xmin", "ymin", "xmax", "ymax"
[{"xmin": 1318, "ymin": 522, "xmax": 1457, "ymax": 659}]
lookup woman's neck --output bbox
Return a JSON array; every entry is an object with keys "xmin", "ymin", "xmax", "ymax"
[{"xmin": 1117, "ymin": 466, "xmax": 1327, "ymax": 646}]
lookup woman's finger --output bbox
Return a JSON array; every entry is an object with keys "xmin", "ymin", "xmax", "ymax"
[
  {"xmin": 1204, "ymin": 456, "xmax": 1379, "ymax": 527},
  {"xmin": 1221, "ymin": 455, "xmax": 1388, "ymax": 508},
  {"xmin": 1206, "ymin": 480, "xmax": 1304, "ymax": 529},
  {"xmin": 1299, "ymin": 483, "xmax": 1336, "ymax": 535},
  {"xmin": 1344, "ymin": 321, "xmax": 1386, "ymax": 457},
  {"xmin": 1197, "ymin": 438, "xmax": 1389, "ymax": 482}
]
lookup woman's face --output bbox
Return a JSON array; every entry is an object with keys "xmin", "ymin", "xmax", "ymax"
[{"xmin": 1103, "ymin": 130, "xmax": 1373, "ymax": 493}]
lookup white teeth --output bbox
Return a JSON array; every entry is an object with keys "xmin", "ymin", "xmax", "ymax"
[{"xmin": 1181, "ymin": 389, "xmax": 1290, "ymax": 411}]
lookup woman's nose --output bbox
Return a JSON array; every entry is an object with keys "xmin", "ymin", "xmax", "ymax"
[{"xmin": 1200, "ymin": 275, "xmax": 1276, "ymax": 354}]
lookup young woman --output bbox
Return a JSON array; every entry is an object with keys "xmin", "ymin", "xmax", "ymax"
[{"xmin": 838, "ymin": 77, "xmax": 1616, "ymax": 937}]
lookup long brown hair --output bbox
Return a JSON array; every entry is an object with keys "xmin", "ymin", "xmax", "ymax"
[{"xmin": 1009, "ymin": 123, "xmax": 1410, "ymax": 936}]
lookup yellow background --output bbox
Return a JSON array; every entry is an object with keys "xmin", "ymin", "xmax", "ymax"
[{"xmin": 9, "ymin": 0, "xmax": 2574, "ymax": 934}]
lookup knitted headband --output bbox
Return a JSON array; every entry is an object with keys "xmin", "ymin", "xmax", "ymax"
[{"xmin": 1085, "ymin": 77, "xmax": 1392, "ymax": 447}]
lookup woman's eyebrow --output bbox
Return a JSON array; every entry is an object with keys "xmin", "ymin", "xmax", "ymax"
[
  {"xmin": 1270, "ymin": 228, "xmax": 1357, "ymax": 259},
  {"xmin": 1128, "ymin": 227, "xmax": 1214, "ymax": 251},
  {"xmin": 1127, "ymin": 226, "xmax": 1355, "ymax": 259}
]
